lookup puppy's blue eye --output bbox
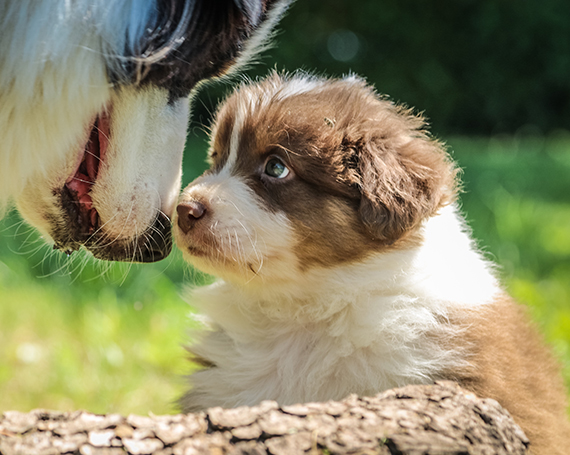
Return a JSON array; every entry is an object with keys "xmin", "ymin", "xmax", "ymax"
[{"xmin": 264, "ymin": 158, "xmax": 290, "ymax": 179}]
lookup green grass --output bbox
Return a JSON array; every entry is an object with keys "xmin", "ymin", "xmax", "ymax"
[
  {"xmin": 0, "ymin": 132, "xmax": 569, "ymax": 414},
  {"xmin": 448, "ymin": 133, "xmax": 570, "ymax": 383}
]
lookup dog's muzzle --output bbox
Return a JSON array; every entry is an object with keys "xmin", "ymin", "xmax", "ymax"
[
  {"xmin": 49, "ymin": 110, "xmax": 175, "ymax": 263},
  {"xmin": 51, "ymin": 209, "xmax": 172, "ymax": 263}
]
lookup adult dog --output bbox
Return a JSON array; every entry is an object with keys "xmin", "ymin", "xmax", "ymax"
[
  {"xmin": 174, "ymin": 72, "xmax": 570, "ymax": 455},
  {"xmin": 0, "ymin": 0, "xmax": 289, "ymax": 262}
]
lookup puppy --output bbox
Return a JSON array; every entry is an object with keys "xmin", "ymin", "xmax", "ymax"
[
  {"xmin": 1, "ymin": 0, "xmax": 289, "ymax": 262},
  {"xmin": 173, "ymin": 72, "xmax": 570, "ymax": 454}
]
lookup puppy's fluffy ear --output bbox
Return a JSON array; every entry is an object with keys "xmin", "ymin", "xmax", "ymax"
[{"xmin": 344, "ymin": 107, "xmax": 456, "ymax": 243}]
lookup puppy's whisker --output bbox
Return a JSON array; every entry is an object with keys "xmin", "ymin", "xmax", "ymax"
[
  {"xmin": 245, "ymin": 263, "xmax": 259, "ymax": 284},
  {"xmin": 233, "ymin": 227, "xmax": 247, "ymax": 267},
  {"xmin": 235, "ymin": 218, "xmax": 262, "ymax": 270},
  {"xmin": 226, "ymin": 231, "xmax": 238, "ymax": 263},
  {"xmin": 270, "ymin": 142, "xmax": 299, "ymax": 157}
]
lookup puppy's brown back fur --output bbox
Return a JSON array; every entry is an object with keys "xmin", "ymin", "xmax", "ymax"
[{"xmin": 453, "ymin": 297, "xmax": 570, "ymax": 454}]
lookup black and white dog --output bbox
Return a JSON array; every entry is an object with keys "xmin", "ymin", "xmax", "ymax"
[{"xmin": 0, "ymin": 0, "xmax": 289, "ymax": 262}]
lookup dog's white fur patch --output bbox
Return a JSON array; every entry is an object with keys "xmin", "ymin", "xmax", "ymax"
[
  {"xmin": 0, "ymin": 0, "xmax": 110, "ymax": 211},
  {"xmin": 15, "ymin": 86, "xmax": 187, "ymax": 241},
  {"xmin": 0, "ymin": 0, "xmax": 187, "ymax": 243},
  {"xmin": 88, "ymin": 87, "xmax": 188, "ymax": 238}
]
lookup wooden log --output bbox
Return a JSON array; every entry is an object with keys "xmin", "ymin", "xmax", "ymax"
[{"xmin": 0, "ymin": 381, "xmax": 529, "ymax": 455}]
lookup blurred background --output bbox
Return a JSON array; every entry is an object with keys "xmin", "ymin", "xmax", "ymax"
[{"xmin": 0, "ymin": 0, "xmax": 569, "ymax": 414}]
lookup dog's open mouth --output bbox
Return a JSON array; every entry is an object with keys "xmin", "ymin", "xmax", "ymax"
[
  {"xmin": 52, "ymin": 110, "xmax": 173, "ymax": 263},
  {"xmin": 63, "ymin": 112, "xmax": 110, "ymax": 238}
]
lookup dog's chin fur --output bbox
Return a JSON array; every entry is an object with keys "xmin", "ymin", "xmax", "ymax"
[
  {"xmin": 174, "ymin": 72, "xmax": 570, "ymax": 455},
  {"xmin": 1, "ymin": 0, "xmax": 290, "ymax": 262}
]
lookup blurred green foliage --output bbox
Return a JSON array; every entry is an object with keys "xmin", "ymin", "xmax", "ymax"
[
  {"xmin": 194, "ymin": 0, "xmax": 570, "ymax": 135},
  {"xmin": 449, "ymin": 133, "xmax": 570, "ymax": 383}
]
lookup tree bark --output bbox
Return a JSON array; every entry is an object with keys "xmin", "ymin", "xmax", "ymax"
[{"xmin": 0, "ymin": 381, "xmax": 529, "ymax": 455}]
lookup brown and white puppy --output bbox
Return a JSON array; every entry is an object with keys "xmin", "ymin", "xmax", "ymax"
[
  {"xmin": 173, "ymin": 72, "xmax": 570, "ymax": 454},
  {"xmin": 1, "ymin": 0, "xmax": 289, "ymax": 262}
]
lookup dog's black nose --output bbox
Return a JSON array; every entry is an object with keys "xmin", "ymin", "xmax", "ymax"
[{"xmin": 177, "ymin": 200, "xmax": 206, "ymax": 234}]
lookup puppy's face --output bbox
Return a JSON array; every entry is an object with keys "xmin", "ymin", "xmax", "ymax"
[{"xmin": 174, "ymin": 74, "xmax": 456, "ymax": 285}]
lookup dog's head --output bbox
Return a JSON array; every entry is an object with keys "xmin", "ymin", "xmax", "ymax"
[
  {"xmin": 174, "ymin": 72, "xmax": 457, "ymax": 284},
  {"xmin": 7, "ymin": 0, "xmax": 289, "ymax": 262}
]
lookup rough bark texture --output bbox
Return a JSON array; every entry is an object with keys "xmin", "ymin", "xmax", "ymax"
[{"xmin": 0, "ymin": 381, "xmax": 529, "ymax": 455}]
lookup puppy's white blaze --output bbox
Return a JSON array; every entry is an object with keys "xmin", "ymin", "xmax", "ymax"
[
  {"xmin": 224, "ymin": 108, "xmax": 246, "ymax": 172},
  {"xmin": 180, "ymin": 173, "xmax": 297, "ymax": 284},
  {"xmin": 243, "ymin": 74, "xmax": 327, "ymax": 111},
  {"xmin": 90, "ymin": 87, "xmax": 188, "ymax": 237},
  {"xmin": 274, "ymin": 75, "xmax": 326, "ymax": 100}
]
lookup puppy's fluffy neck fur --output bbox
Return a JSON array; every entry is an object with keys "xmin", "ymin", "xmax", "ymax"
[{"xmin": 185, "ymin": 204, "xmax": 499, "ymax": 409}]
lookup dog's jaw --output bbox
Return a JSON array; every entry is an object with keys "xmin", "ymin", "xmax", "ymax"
[
  {"xmin": 17, "ymin": 86, "xmax": 188, "ymax": 262},
  {"xmin": 59, "ymin": 110, "xmax": 111, "ymax": 244}
]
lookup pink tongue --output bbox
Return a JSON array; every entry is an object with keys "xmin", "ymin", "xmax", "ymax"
[{"xmin": 67, "ymin": 174, "xmax": 91, "ymax": 198}]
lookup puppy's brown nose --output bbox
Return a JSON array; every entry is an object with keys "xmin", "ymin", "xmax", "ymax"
[{"xmin": 177, "ymin": 200, "xmax": 206, "ymax": 234}]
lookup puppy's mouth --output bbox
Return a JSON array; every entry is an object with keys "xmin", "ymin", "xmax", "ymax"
[{"xmin": 51, "ymin": 111, "xmax": 172, "ymax": 263}]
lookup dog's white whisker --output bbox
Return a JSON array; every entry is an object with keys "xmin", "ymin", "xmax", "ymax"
[
  {"xmin": 96, "ymin": 201, "xmax": 136, "ymax": 250},
  {"xmin": 85, "ymin": 211, "xmax": 121, "ymax": 246},
  {"xmin": 120, "ymin": 233, "xmax": 138, "ymax": 285},
  {"xmin": 70, "ymin": 177, "xmax": 93, "ymax": 185}
]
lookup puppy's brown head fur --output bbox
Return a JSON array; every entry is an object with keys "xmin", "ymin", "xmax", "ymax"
[{"xmin": 176, "ymin": 72, "xmax": 458, "ymax": 281}]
